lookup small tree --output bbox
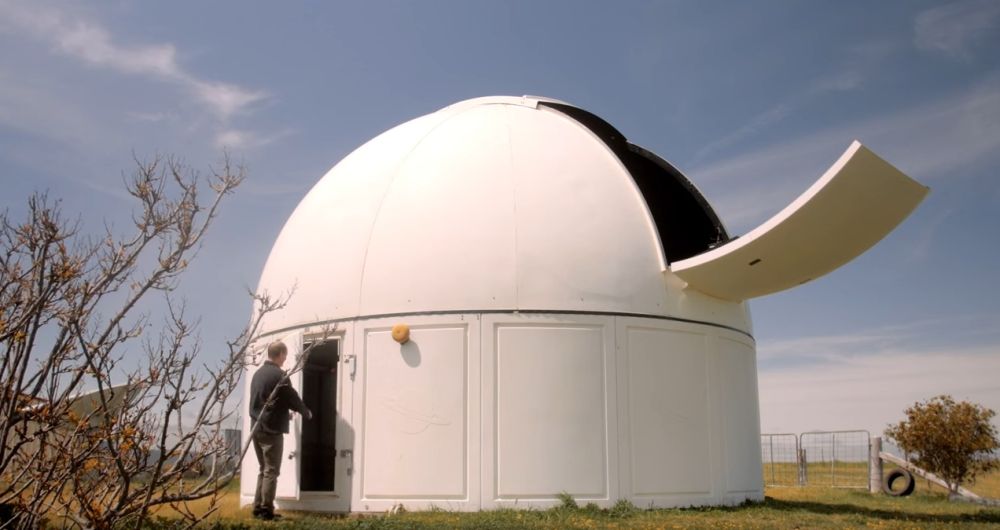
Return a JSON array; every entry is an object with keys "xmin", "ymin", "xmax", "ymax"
[
  {"xmin": 885, "ymin": 395, "xmax": 999, "ymax": 494},
  {"xmin": 0, "ymin": 155, "xmax": 294, "ymax": 529}
]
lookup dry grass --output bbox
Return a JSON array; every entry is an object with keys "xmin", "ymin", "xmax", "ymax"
[
  {"xmin": 920, "ymin": 467, "xmax": 1000, "ymax": 499},
  {"xmin": 148, "ymin": 480, "xmax": 245, "ymax": 522}
]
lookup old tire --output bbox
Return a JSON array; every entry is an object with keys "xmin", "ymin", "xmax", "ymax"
[{"xmin": 883, "ymin": 469, "xmax": 915, "ymax": 496}]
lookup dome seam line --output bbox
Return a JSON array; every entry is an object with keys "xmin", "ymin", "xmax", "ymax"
[{"xmin": 355, "ymin": 107, "xmax": 476, "ymax": 313}]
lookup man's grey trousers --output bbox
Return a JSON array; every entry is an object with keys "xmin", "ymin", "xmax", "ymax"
[{"xmin": 252, "ymin": 430, "xmax": 284, "ymax": 514}]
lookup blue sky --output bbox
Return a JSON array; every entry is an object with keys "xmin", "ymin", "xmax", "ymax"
[{"xmin": 1, "ymin": 0, "xmax": 998, "ymax": 436}]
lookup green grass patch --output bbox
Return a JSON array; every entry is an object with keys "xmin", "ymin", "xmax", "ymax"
[
  {"xmin": 149, "ymin": 476, "xmax": 1000, "ymax": 530},
  {"xmin": 142, "ymin": 471, "xmax": 1000, "ymax": 529}
]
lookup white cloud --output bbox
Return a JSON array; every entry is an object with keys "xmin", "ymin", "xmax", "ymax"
[
  {"xmin": 757, "ymin": 313, "xmax": 1000, "ymax": 434},
  {"xmin": 191, "ymin": 81, "xmax": 267, "ymax": 121},
  {"xmin": 56, "ymin": 23, "xmax": 180, "ymax": 77},
  {"xmin": 914, "ymin": 0, "xmax": 1000, "ymax": 57},
  {"xmin": 760, "ymin": 313, "xmax": 1000, "ymax": 361},
  {"xmin": 759, "ymin": 347, "xmax": 1000, "ymax": 436},
  {"xmin": 905, "ymin": 206, "xmax": 953, "ymax": 261},
  {"xmin": 127, "ymin": 111, "xmax": 173, "ymax": 123},
  {"xmin": 691, "ymin": 77, "xmax": 1000, "ymax": 232},
  {"xmin": 0, "ymin": 1, "xmax": 266, "ymax": 122},
  {"xmin": 692, "ymin": 103, "xmax": 793, "ymax": 164},
  {"xmin": 214, "ymin": 128, "xmax": 294, "ymax": 151},
  {"xmin": 691, "ymin": 43, "xmax": 886, "ymax": 166},
  {"xmin": 214, "ymin": 129, "xmax": 254, "ymax": 150}
]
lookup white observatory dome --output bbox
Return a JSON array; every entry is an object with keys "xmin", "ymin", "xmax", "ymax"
[
  {"xmin": 244, "ymin": 95, "xmax": 926, "ymax": 513},
  {"xmin": 257, "ymin": 95, "xmax": 750, "ymax": 335}
]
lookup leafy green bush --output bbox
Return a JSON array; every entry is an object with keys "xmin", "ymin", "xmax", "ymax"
[{"xmin": 886, "ymin": 395, "xmax": 999, "ymax": 493}]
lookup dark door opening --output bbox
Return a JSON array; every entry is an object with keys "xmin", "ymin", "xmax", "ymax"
[{"xmin": 300, "ymin": 340, "xmax": 338, "ymax": 492}]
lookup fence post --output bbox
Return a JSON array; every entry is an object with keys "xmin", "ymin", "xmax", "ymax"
[
  {"xmin": 869, "ymin": 436, "xmax": 883, "ymax": 493},
  {"xmin": 797, "ymin": 447, "xmax": 807, "ymax": 486}
]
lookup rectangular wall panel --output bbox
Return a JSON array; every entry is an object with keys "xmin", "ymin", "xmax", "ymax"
[
  {"xmin": 362, "ymin": 325, "xmax": 468, "ymax": 498},
  {"xmin": 626, "ymin": 327, "xmax": 711, "ymax": 496},
  {"xmin": 495, "ymin": 325, "xmax": 608, "ymax": 498},
  {"xmin": 718, "ymin": 337, "xmax": 763, "ymax": 494}
]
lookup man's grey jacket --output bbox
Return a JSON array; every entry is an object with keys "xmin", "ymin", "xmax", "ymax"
[{"xmin": 249, "ymin": 360, "xmax": 309, "ymax": 434}]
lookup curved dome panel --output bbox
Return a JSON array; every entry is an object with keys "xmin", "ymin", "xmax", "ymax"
[{"xmin": 256, "ymin": 97, "xmax": 751, "ymax": 333}]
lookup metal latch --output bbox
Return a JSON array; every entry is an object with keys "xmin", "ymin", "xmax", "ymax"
[
  {"xmin": 339, "ymin": 449, "xmax": 353, "ymax": 476},
  {"xmin": 344, "ymin": 354, "xmax": 357, "ymax": 380}
]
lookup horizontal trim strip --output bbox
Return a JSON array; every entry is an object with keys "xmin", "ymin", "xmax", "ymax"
[{"xmin": 257, "ymin": 309, "xmax": 754, "ymax": 342}]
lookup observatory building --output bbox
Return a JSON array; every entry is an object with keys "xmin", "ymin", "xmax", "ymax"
[{"xmin": 241, "ymin": 96, "xmax": 927, "ymax": 512}]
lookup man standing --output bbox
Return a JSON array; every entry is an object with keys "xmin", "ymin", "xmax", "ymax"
[{"xmin": 249, "ymin": 340, "xmax": 312, "ymax": 520}]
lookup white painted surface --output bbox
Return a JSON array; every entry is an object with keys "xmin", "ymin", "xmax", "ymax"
[
  {"xmin": 359, "ymin": 106, "xmax": 518, "ymax": 315},
  {"xmin": 361, "ymin": 325, "xmax": 470, "ymax": 498},
  {"xmin": 275, "ymin": 329, "xmax": 304, "ymax": 500},
  {"xmin": 349, "ymin": 315, "xmax": 482, "ymax": 512},
  {"xmin": 480, "ymin": 313, "xmax": 619, "ymax": 508},
  {"xmin": 324, "ymin": 330, "xmax": 354, "ymax": 512},
  {"xmin": 623, "ymin": 325, "xmax": 711, "ymax": 496},
  {"xmin": 240, "ymin": 348, "xmax": 261, "ymax": 498},
  {"xmin": 494, "ymin": 323, "xmax": 609, "ymax": 499},
  {"xmin": 268, "ymin": 330, "xmax": 353, "ymax": 512},
  {"xmin": 718, "ymin": 336, "xmax": 763, "ymax": 495},
  {"xmin": 243, "ymin": 96, "xmax": 925, "ymax": 512},
  {"xmin": 243, "ymin": 313, "xmax": 763, "ymax": 512},
  {"xmin": 507, "ymin": 106, "xmax": 665, "ymax": 313},
  {"xmin": 672, "ymin": 141, "xmax": 929, "ymax": 300},
  {"xmin": 240, "ymin": 330, "xmax": 306, "ymax": 502},
  {"xmin": 255, "ymin": 96, "xmax": 753, "ymax": 335}
]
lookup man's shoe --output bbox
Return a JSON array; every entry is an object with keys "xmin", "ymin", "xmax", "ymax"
[{"xmin": 254, "ymin": 511, "xmax": 282, "ymax": 521}]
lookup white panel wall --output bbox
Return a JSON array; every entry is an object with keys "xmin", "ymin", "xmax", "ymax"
[
  {"xmin": 250, "ymin": 312, "xmax": 764, "ymax": 511},
  {"xmin": 496, "ymin": 326, "xmax": 606, "ymax": 497},
  {"xmin": 622, "ymin": 325, "xmax": 711, "ymax": 497},
  {"xmin": 361, "ymin": 324, "xmax": 470, "ymax": 499},
  {"xmin": 718, "ymin": 336, "xmax": 763, "ymax": 495},
  {"xmin": 482, "ymin": 314, "xmax": 618, "ymax": 507},
  {"xmin": 240, "ymin": 358, "xmax": 260, "ymax": 500}
]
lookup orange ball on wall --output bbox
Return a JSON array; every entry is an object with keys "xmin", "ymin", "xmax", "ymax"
[{"xmin": 391, "ymin": 324, "xmax": 410, "ymax": 344}]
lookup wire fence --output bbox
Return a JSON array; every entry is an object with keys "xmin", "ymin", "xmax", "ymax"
[
  {"xmin": 761, "ymin": 430, "xmax": 871, "ymax": 488},
  {"xmin": 761, "ymin": 433, "xmax": 801, "ymax": 487}
]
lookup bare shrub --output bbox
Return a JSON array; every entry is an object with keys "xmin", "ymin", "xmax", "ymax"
[{"xmin": 0, "ymin": 155, "xmax": 287, "ymax": 529}]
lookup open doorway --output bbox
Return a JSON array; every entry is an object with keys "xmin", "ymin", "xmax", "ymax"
[{"xmin": 300, "ymin": 339, "xmax": 338, "ymax": 492}]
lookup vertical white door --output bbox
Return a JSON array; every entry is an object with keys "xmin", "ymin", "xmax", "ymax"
[
  {"xmin": 240, "ymin": 343, "xmax": 264, "ymax": 498},
  {"xmin": 329, "ymin": 326, "xmax": 354, "ymax": 511},
  {"xmin": 275, "ymin": 329, "xmax": 304, "ymax": 500}
]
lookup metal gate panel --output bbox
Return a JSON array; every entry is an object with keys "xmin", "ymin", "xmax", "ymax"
[
  {"xmin": 799, "ymin": 431, "xmax": 870, "ymax": 488},
  {"xmin": 760, "ymin": 433, "xmax": 800, "ymax": 487}
]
